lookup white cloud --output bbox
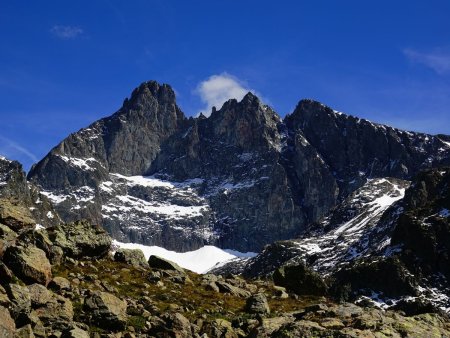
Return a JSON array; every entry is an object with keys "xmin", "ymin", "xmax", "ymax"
[
  {"xmin": 50, "ymin": 25, "xmax": 84, "ymax": 39},
  {"xmin": 196, "ymin": 73, "xmax": 255, "ymax": 116},
  {"xmin": 404, "ymin": 48, "xmax": 450, "ymax": 75},
  {"xmin": 0, "ymin": 136, "xmax": 38, "ymax": 163}
]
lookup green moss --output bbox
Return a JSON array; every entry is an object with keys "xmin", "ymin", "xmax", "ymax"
[
  {"xmin": 52, "ymin": 256, "xmax": 330, "ymax": 326},
  {"xmin": 128, "ymin": 316, "xmax": 146, "ymax": 331}
]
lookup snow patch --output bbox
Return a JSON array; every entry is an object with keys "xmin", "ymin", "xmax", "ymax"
[
  {"xmin": 111, "ymin": 173, "xmax": 204, "ymax": 189},
  {"xmin": 40, "ymin": 191, "xmax": 69, "ymax": 204},
  {"xmin": 112, "ymin": 240, "xmax": 256, "ymax": 274},
  {"xmin": 105, "ymin": 195, "xmax": 207, "ymax": 219},
  {"xmin": 34, "ymin": 224, "xmax": 45, "ymax": 231},
  {"xmin": 57, "ymin": 155, "xmax": 101, "ymax": 171},
  {"xmin": 439, "ymin": 139, "xmax": 450, "ymax": 148}
]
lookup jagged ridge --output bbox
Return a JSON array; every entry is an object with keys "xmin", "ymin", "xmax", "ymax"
[{"xmin": 27, "ymin": 81, "xmax": 450, "ymax": 252}]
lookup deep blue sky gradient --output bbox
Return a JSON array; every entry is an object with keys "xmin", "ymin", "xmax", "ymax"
[{"xmin": 1, "ymin": 1, "xmax": 450, "ymax": 170}]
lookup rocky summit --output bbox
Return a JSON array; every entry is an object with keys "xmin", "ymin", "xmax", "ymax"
[
  {"xmin": 27, "ymin": 81, "xmax": 450, "ymax": 253},
  {"xmin": 1, "ymin": 79, "xmax": 450, "ymax": 336}
]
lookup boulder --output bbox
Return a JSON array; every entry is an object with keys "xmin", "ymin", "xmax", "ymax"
[
  {"xmin": 215, "ymin": 281, "xmax": 251, "ymax": 298},
  {"xmin": 273, "ymin": 262, "xmax": 327, "ymax": 296},
  {"xmin": 249, "ymin": 315, "xmax": 295, "ymax": 337},
  {"xmin": 273, "ymin": 285, "xmax": 289, "ymax": 299},
  {"xmin": 273, "ymin": 320, "xmax": 326, "ymax": 337},
  {"xmin": 0, "ymin": 284, "xmax": 9, "ymax": 306},
  {"xmin": 6, "ymin": 283, "xmax": 31, "ymax": 325},
  {"xmin": 245, "ymin": 293, "xmax": 270, "ymax": 315},
  {"xmin": 0, "ymin": 261, "xmax": 13, "ymax": 284},
  {"xmin": 15, "ymin": 324, "xmax": 34, "ymax": 338},
  {"xmin": 47, "ymin": 220, "xmax": 111, "ymax": 259},
  {"xmin": 114, "ymin": 248, "xmax": 148, "ymax": 269},
  {"xmin": 0, "ymin": 199, "xmax": 35, "ymax": 232},
  {"xmin": 84, "ymin": 291, "xmax": 127, "ymax": 330},
  {"xmin": 159, "ymin": 312, "xmax": 192, "ymax": 338},
  {"xmin": 0, "ymin": 305, "xmax": 15, "ymax": 338},
  {"xmin": 34, "ymin": 294, "xmax": 74, "ymax": 328},
  {"xmin": 61, "ymin": 326, "xmax": 90, "ymax": 338},
  {"xmin": 3, "ymin": 245, "xmax": 52, "ymax": 285},
  {"xmin": 27, "ymin": 284, "xmax": 53, "ymax": 308},
  {"xmin": 48, "ymin": 276, "xmax": 71, "ymax": 292},
  {"xmin": 148, "ymin": 255, "xmax": 184, "ymax": 273},
  {"xmin": 0, "ymin": 223, "xmax": 17, "ymax": 242},
  {"xmin": 203, "ymin": 318, "xmax": 238, "ymax": 338}
]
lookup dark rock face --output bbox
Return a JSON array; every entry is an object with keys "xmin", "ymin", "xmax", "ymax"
[
  {"xmin": 273, "ymin": 262, "xmax": 327, "ymax": 296},
  {"xmin": 0, "ymin": 157, "xmax": 60, "ymax": 229},
  {"xmin": 150, "ymin": 93, "xmax": 314, "ymax": 251},
  {"xmin": 215, "ymin": 177, "xmax": 410, "ymax": 278},
  {"xmin": 330, "ymin": 257, "xmax": 417, "ymax": 300},
  {"xmin": 26, "ymin": 81, "xmax": 450, "ymax": 252},
  {"xmin": 285, "ymin": 100, "xmax": 449, "ymax": 197},
  {"xmin": 391, "ymin": 168, "xmax": 450, "ymax": 280},
  {"xmin": 218, "ymin": 168, "xmax": 450, "ymax": 311}
]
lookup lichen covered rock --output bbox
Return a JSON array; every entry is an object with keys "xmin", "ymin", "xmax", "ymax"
[
  {"xmin": 84, "ymin": 291, "xmax": 127, "ymax": 330},
  {"xmin": 3, "ymin": 245, "xmax": 52, "ymax": 286}
]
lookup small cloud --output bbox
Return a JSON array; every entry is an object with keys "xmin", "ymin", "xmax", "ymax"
[
  {"xmin": 404, "ymin": 48, "xmax": 450, "ymax": 75},
  {"xmin": 0, "ymin": 136, "xmax": 38, "ymax": 163},
  {"xmin": 195, "ymin": 73, "xmax": 256, "ymax": 116},
  {"xmin": 50, "ymin": 25, "xmax": 84, "ymax": 39}
]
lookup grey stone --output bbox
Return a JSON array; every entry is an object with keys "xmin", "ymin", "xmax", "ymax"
[
  {"xmin": 245, "ymin": 293, "xmax": 270, "ymax": 315},
  {"xmin": 215, "ymin": 281, "xmax": 251, "ymax": 298},
  {"xmin": 148, "ymin": 255, "xmax": 185, "ymax": 273},
  {"xmin": 84, "ymin": 291, "xmax": 127, "ymax": 330},
  {"xmin": 0, "ymin": 305, "xmax": 15, "ymax": 338},
  {"xmin": 3, "ymin": 245, "xmax": 52, "ymax": 286},
  {"xmin": 114, "ymin": 248, "xmax": 148, "ymax": 269}
]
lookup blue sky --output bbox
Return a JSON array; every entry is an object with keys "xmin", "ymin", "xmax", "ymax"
[{"xmin": 1, "ymin": 1, "xmax": 450, "ymax": 171}]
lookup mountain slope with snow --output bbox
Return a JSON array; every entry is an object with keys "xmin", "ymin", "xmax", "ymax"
[{"xmin": 28, "ymin": 81, "xmax": 450, "ymax": 253}]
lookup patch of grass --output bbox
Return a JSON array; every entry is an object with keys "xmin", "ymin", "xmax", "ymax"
[
  {"xmin": 128, "ymin": 315, "xmax": 146, "ymax": 331},
  {"xmin": 52, "ymin": 256, "xmax": 332, "ymax": 325}
]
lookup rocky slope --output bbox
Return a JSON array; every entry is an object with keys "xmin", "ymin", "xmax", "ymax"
[
  {"xmin": 27, "ymin": 81, "xmax": 450, "ymax": 252},
  {"xmin": 216, "ymin": 167, "xmax": 450, "ymax": 313},
  {"xmin": 1, "ymin": 188, "xmax": 449, "ymax": 337}
]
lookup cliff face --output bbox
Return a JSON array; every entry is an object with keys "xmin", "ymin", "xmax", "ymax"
[
  {"xmin": 27, "ymin": 81, "xmax": 450, "ymax": 252},
  {"xmin": 0, "ymin": 156, "xmax": 60, "ymax": 229}
]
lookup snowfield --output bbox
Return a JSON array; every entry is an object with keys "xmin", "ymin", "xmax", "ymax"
[{"xmin": 112, "ymin": 240, "xmax": 256, "ymax": 274}]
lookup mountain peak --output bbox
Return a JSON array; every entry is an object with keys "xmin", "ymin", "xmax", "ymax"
[
  {"xmin": 123, "ymin": 80, "xmax": 176, "ymax": 111},
  {"xmin": 241, "ymin": 91, "xmax": 259, "ymax": 103},
  {"xmin": 294, "ymin": 99, "xmax": 334, "ymax": 117}
]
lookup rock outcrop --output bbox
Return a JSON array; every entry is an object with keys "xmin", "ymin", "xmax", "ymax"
[
  {"xmin": 84, "ymin": 291, "xmax": 127, "ymax": 330},
  {"xmin": 3, "ymin": 245, "xmax": 52, "ymax": 286},
  {"xmin": 47, "ymin": 220, "xmax": 111, "ymax": 259},
  {"xmin": 113, "ymin": 248, "xmax": 148, "ymax": 269},
  {"xmin": 0, "ymin": 156, "xmax": 60, "ymax": 229},
  {"xmin": 273, "ymin": 262, "xmax": 328, "ymax": 296}
]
